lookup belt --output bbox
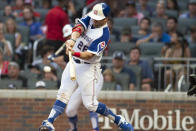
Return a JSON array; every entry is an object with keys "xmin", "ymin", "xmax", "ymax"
[{"xmin": 73, "ymin": 58, "xmax": 90, "ymax": 64}]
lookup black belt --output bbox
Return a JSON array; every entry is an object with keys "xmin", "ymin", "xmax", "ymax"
[{"xmin": 73, "ymin": 59, "xmax": 90, "ymax": 64}]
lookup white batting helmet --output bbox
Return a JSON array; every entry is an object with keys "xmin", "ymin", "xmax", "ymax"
[{"xmin": 88, "ymin": 3, "xmax": 110, "ymax": 20}]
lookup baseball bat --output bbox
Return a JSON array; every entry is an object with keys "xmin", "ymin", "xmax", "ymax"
[
  {"xmin": 48, "ymin": 42, "xmax": 66, "ymax": 61},
  {"xmin": 55, "ymin": 42, "xmax": 66, "ymax": 56},
  {"xmin": 68, "ymin": 51, "xmax": 76, "ymax": 81}
]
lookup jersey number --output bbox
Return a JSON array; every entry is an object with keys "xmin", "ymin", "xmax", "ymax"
[{"xmin": 77, "ymin": 41, "xmax": 88, "ymax": 51}]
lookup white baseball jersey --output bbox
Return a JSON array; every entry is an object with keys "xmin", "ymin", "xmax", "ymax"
[
  {"xmin": 57, "ymin": 15, "xmax": 109, "ymax": 114},
  {"xmin": 72, "ymin": 15, "xmax": 110, "ymax": 63}
]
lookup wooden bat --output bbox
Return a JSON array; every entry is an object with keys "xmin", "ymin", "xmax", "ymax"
[
  {"xmin": 55, "ymin": 42, "xmax": 66, "ymax": 56},
  {"xmin": 48, "ymin": 41, "xmax": 76, "ymax": 81},
  {"xmin": 68, "ymin": 51, "xmax": 76, "ymax": 81},
  {"xmin": 48, "ymin": 42, "xmax": 66, "ymax": 61}
]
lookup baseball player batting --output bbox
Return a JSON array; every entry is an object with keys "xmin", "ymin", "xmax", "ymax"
[
  {"xmin": 50, "ymin": 24, "xmax": 101, "ymax": 131},
  {"xmin": 39, "ymin": 3, "xmax": 134, "ymax": 131}
]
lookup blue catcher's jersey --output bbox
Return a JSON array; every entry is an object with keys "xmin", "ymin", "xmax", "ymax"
[{"xmin": 72, "ymin": 15, "xmax": 110, "ymax": 63}]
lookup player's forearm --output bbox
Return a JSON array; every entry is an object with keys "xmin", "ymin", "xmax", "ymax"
[
  {"xmin": 73, "ymin": 51, "xmax": 94, "ymax": 60},
  {"xmin": 71, "ymin": 25, "xmax": 84, "ymax": 42},
  {"xmin": 66, "ymin": 31, "xmax": 81, "ymax": 49},
  {"xmin": 71, "ymin": 32, "xmax": 81, "ymax": 42}
]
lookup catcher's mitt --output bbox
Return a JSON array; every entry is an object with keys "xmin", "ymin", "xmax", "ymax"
[{"xmin": 187, "ymin": 74, "xmax": 196, "ymax": 96}]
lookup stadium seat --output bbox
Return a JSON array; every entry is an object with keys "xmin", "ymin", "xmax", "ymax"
[
  {"xmin": 108, "ymin": 42, "xmax": 136, "ymax": 56},
  {"xmin": 0, "ymin": 16, "xmax": 10, "ymax": 23},
  {"xmin": 33, "ymin": 0, "xmax": 43, "ymax": 8},
  {"xmin": 150, "ymin": 18, "xmax": 167, "ymax": 29},
  {"xmin": 148, "ymin": 0, "xmax": 159, "ymax": 2},
  {"xmin": 178, "ymin": 18, "xmax": 196, "ymax": 35},
  {"xmin": 126, "ymin": 65, "xmax": 142, "ymax": 90},
  {"xmin": 15, "ymin": 17, "xmax": 23, "ymax": 24},
  {"xmin": 0, "ymin": 1, "xmax": 7, "ymax": 10},
  {"xmin": 165, "ymin": 10, "xmax": 178, "ymax": 17},
  {"xmin": 52, "ymin": 0, "xmax": 58, "ymax": 7},
  {"xmin": 102, "ymin": 82, "xmax": 117, "ymax": 90},
  {"xmin": 20, "ymin": 70, "xmax": 39, "ymax": 81},
  {"xmin": 27, "ymin": 79, "xmax": 38, "ymax": 89},
  {"xmin": 178, "ymin": 1, "xmax": 188, "ymax": 11},
  {"xmin": 189, "ymin": 43, "xmax": 196, "ymax": 57},
  {"xmin": 34, "ymin": 9, "xmax": 49, "ymax": 24},
  {"xmin": 0, "ymin": 10, "xmax": 3, "ymax": 17},
  {"xmin": 5, "ymin": 34, "xmax": 15, "ymax": 47},
  {"xmin": 43, "ymin": 80, "xmax": 58, "ymax": 89},
  {"xmin": 0, "ymin": 79, "xmax": 23, "ymax": 89},
  {"xmin": 148, "ymin": 1, "xmax": 157, "ymax": 10},
  {"xmin": 139, "ymin": 42, "xmax": 164, "ymax": 57},
  {"xmin": 140, "ymin": 10, "xmax": 150, "ymax": 17},
  {"xmin": 113, "ymin": 17, "xmax": 137, "ymax": 31},
  {"xmin": 113, "ymin": 72, "xmax": 130, "ymax": 90},
  {"xmin": 178, "ymin": 18, "xmax": 196, "ymax": 27},
  {"xmin": 17, "ymin": 25, "xmax": 29, "ymax": 45},
  {"xmin": 131, "ymin": 26, "xmax": 140, "ymax": 34},
  {"xmin": 27, "ymin": 80, "xmax": 58, "ymax": 89},
  {"xmin": 110, "ymin": 34, "xmax": 117, "ymax": 42}
]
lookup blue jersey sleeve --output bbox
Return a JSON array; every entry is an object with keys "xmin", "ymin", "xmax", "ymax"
[
  {"xmin": 87, "ymin": 27, "xmax": 110, "ymax": 55},
  {"xmin": 78, "ymin": 16, "xmax": 91, "ymax": 30}
]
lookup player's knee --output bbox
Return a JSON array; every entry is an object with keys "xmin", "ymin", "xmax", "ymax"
[
  {"xmin": 65, "ymin": 108, "xmax": 70, "ymax": 116},
  {"xmin": 84, "ymin": 103, "xmax": 97, "ymax": 112},
  {"xmin": 56, "ymin": 92, "xmax": 70, "ymax": 104},
  {"xmin": 66, "ymin": 108, "xmax": 76, "ymax": 117}
]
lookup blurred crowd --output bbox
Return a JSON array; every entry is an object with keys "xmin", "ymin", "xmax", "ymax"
[{"xmin": 0, "ymin": 0, "xmax": 195, "ymax": 91}]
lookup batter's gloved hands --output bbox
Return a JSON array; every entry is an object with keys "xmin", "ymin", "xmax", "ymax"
[
  {"xmin": 66, "ymin": 39, "xmax": 75, "ymax": 48},
  {"xmin": 66, "ymin": 40, "xmax": 75, "ymax": 55},
  {"xmin": 187, "ymin": 74, "xmax": 196, "ymax": 96},
  {"xmin": 48, "ymin": 54, "xmax": 56, "ymax": 62}
]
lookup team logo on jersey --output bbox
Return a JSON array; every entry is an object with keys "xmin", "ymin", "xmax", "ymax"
[
  {"xmin": 94, "ymin": 10, "xmax": 98, "ymax": 15},
  {"xmin": 99, "ymin": 41, "xmax": 105, "ymax": 49}
]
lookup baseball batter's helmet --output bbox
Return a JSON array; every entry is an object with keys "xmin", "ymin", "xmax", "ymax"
[{"xmin": 88, "ymin": 3, "xmax": 110, "ymax": 20}]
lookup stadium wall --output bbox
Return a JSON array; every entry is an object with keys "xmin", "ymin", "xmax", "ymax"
[{"xmin": 0, "ymin": 90, "xmax": 195, "ymax": 131}]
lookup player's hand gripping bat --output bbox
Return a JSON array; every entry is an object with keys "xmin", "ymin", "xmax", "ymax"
[{"xmin": 48, "ymin": 40, "xmax": 76, "ymax": 81}]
